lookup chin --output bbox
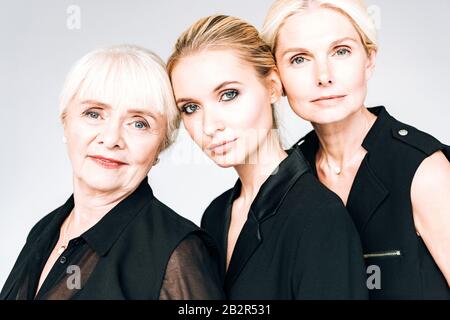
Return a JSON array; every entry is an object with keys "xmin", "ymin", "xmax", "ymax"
[
  {"xmin": 295, "ymin": 103, "xmax": 357, "ymax": 125},
  {"xmin": 210, "ymin": 151, "xmax": 246, "ymax": 168},
  {"xmin": 79, "ymin": 173, "xmax": 124, "ymax": 193}
]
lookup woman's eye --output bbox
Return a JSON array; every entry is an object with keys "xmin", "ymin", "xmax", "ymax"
[
  {"xmin": 84, "ymin": 110, "xmax": 101, "ymax": 119},
  {"xmin": 132, "ymin": 120, "xmax": 149, "ymax": 130},
  {"xmin": 335, "ymin": 48, "xmax": 351, "ymax": 56},
  {"xmin": 220, "ymin": 90, "xmax": 238, "ymax": 102},
  {"xmin": 181, "ymin": 103, "xmax": 199, "ymax": 115},
  {"xmin": 291, "ymin": 56, "xmax": 306, "ymax": 65}
]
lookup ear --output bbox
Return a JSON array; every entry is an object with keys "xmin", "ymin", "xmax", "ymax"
[
  {"xmin": 267, "ymin": 68, "xmax": 283, "ymax": 104},
  {"xmin": 365, "ymin": 50, "xmax": 377, "ymax": 80}
]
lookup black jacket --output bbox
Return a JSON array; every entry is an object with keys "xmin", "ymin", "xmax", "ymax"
[
  {"xmin": 297, "ymin": 106, "xmax": 450, "ymax": 299},
  {"xmin": 201, "ymin": 148, "xmax": 369, "ymax": 299},
  {"xmin": 1, "ymin": 177, "xmax": 224, "ymax": 300}
]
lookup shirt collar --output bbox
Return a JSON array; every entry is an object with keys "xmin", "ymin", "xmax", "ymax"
[
  {"xmin": 82, "ymin": 177, "xmax": 153, "ymax": 256},
  {"xmin": 226, "ymin": 147, "xmax": 311, "ymax": 222},
  {"xmin": 361, "ymin": 106, "xmax": 391, "ymax": 151},
  {"xmin": 41, "ymin": 177, "xmax": 154, "ymax": 257}
]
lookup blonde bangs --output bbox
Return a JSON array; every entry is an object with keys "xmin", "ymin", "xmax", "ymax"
[{"xmin": 59, "ymin": 45, "xmax": 179, "ymax": 150}]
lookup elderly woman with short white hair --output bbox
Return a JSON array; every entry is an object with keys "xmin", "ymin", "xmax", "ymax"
[{"xmin": 0, "ymin": 45, "xmax": 223, "ymax": 300}]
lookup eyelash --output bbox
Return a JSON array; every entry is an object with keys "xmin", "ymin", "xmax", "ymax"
[
  {"xmin": 180, "ymin": 89, "xmax": 239, "ymax": 115},
  {"xmin": 82, "ymin": 109, "xmax": 149, "ymax": 130},
  {"xmin": 220, "ymin": 89, "xmax": 239, "ymax": 102},
  {"xmin": 290, "ymin": 46, "xmax": 352, "ymax": 65},
  {"xmin": 83, "ymin": 109, "xmax": 102, "ymax": 119},
  {"xmin": 333, "ymin": 47, "xmax": 351, "ymax": 57},
  {"xmin": 290, "ymin": 55, "xmax": 308, "ymax": 65},
  {"xmin": 180, "ymin": 104, "xmax": 199, "ymax": 115},
  {"xmin": 131, "ymin": 119, "xmax": 149, "ymax": 130}
]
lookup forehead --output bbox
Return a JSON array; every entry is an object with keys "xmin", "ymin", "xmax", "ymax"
[
  {"xmin": 171, "ymin": 49, "xmax": 259, "ymax": 96},
  {"xmin": 277, "ymin": 8, "xmax": 360, "ymax": 50}
]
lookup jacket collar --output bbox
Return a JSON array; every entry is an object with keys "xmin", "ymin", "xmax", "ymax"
[
  {"xmin": 36, "ymin": 177, "xmax": 154, "ymax": 257},
  {"xmin": 82, "ymin": 177, "xmax": 153, "ymax": 256},
  {"xmin": 295, "ymin": 106, "xmax": 390, "ymax": 233},
  {"xmin": 362, "ymin": 106, "xmax": 391, "ymax": 151},
  {"xmin": 224, "ymin": 148, "xmax": 310, "ymax": 291}
]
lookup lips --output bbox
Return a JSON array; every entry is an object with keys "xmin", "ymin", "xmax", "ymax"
[
  {"xmin": 89, "ymin": 155, "xmax": 127, "ymax": 169},
  {"xmin": 311, "ymin": 95, "xmax": 346, "ymax": 103},
  {"xmin": 207, "ymin": 138, "xmax": 238, "ymax": 155}
]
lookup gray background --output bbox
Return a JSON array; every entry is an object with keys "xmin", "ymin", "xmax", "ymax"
[{"xmin": 1, "ymin": 0, "xmax": 449, "ymax": 287}]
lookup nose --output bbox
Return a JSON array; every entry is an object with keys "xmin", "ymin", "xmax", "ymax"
[
  {"xmin": 97, "ymin": 119, "xmax": 125, "ymax": 149},
  {"xmin": 316, "ymin": 58, "xmax": 334, "ymax": 87},
  {"xmin": 202, "ymin": 106, "xmax": 225, "ymax": 137}
]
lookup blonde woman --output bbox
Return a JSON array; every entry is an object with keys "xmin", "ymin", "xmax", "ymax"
[
  {"xmin": 262, "ymin": 0, "xmax": 450, "ymax": 299},
  {"xmin": 0, "ymin": 45, "xmax": 223, "ymax": 300},
  {"xmin": 168, "ymin": 15, "xmax": 368, "ymax": 299}
]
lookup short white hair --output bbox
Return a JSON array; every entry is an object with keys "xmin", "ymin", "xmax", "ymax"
[
  {"xmin": 59, "ymin": 45, "xmax": 179, "ymax": 150},
  {"xmin": 262, "ymin": 0, "xmax": 378, "ymax": 55}
]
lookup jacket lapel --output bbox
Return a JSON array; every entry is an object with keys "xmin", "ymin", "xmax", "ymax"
[
  {"xmin": 223, "ymin": 149, "xmax": 310, "ymax": 292},
  {"xmin": 346, "ymin": 154, "xmax": 389, "ymax": 234},
  {"xmin": 224, "ymin": 212, "xmax": 261, "ymax": 293}
]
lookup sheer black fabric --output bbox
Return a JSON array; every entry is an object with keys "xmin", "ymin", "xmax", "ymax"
[
  {"xmin": 8, "ymin": 234, "xmax": 222, "ymax": 300},
  {"xmin": 1, "ymin": 178, "xmax": 224, "ymax": 300},
  {"xmin": 159, "ymin": 234, "xmax": 224, "ymax": 299}
]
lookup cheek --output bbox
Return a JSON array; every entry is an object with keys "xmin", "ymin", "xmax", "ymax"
[
  {"xmin": 128, "ymin": 135, "xmax": 161, "ymax": 165},
  {"xmin": 65, "ymin": 121, "xmax": 94, "ymax": 157},
  {"xmin": 280, "ymin": 67, "xmax": 312, "ymax": 102},
  {"xmin": 334, "ymin": 58, "xmax": 368, "ymax": 91},
  {"xmin": 232, "ymin": 92, "xmax": 273, "ymax": 130},
  {"xmin": 182, "ymin": 116, "xmax": 204, "ymax": 145}
]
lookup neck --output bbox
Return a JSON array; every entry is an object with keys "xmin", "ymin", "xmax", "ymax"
[
  {"xmin": 313, "ymin": 107, "xmax": 376, "ymax": 169},
  {"xmin": 234, "ymin": 131, "xmax": 287, "ymax": 206},
  {"xmin": 69, "ymin": 176, "xmax": 139, "ymax": 234}
]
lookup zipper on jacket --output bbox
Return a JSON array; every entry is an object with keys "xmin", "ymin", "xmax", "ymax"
[{"xmin": 363, "ymin": 250, "xmax": 401, "ymax": 259}]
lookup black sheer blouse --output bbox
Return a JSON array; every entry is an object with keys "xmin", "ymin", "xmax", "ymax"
[{"xmin": 1, "ymin": 178, "xmax": 224, "ymax": 300}]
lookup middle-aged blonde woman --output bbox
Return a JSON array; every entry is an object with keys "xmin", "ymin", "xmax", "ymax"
[
  {"xmin": 262, "ymin": 0, "xmax": 450, "ymax": 299},
  {"xmin": 0, "ymin": 45, "xmax": 224, "ymax": 300},
  {"xmin": 168, "ymin": 15, "xmax": 368, "ymax": 299}
]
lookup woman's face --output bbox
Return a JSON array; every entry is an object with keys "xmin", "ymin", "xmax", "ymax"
[
  {"xmin": 170, "ymin": 49, "xmax": 280, "ymax": 168},
  {"xmin": 275, "ymin": 8, "xmax": 376, "ymax": 125},
  {"xmin": 63, "ymin": 98, "xmax": 166, "ymax": 193}
]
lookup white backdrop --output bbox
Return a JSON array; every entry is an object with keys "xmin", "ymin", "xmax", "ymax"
[{"xmin": 1, "ymin": 0, "xmax": 449, "ymax": 287}]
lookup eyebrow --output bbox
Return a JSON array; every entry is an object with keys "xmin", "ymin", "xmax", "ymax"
[
  {"xmin": 126, "ymin": 108, "xmax": 157, "ymax": 120},
  {"xmin": 175, "ymin": 81, "xmax": 242, "ymax": 105},
  {"xmin": 281, "ymin": 37, "xmax": 358, "ymax": 58},
  {"xmin": 81, "ymin": 100, "xmax": 111, "ymax": 108},
  {"xmin": 81, "ymin": 100, "xmax": 157, "ymax": 119}
]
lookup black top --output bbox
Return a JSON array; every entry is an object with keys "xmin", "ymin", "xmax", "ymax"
[
  {"xmin": 296, "ymin": 106, "xmax": 450, "ymax": 299},
  {"xmin": 201, "ymin": 148, "xmax": 369, "ymax": 299},
  {"xmin": 0, "ymin": 178, "xmax": 224, "ymax": 300}
]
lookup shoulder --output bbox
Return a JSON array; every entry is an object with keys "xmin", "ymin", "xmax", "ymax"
[
  {"xmin": 141, "ymin": 196, "xmax": 202, "ymax": 238},
  {"xmin": 412, "ymin": 150, "xmax": 450, "ymax": 205},
  {"xmin": 387, "ymin": 113, "xmax": 449, "ymax": 158},
  {"xmin": 25, "ymin": 203, "xmax": 66, "ymax": 243},
  {"xmin": 170, "ymin": 232, "xmax": 215, "ymax": 260}
]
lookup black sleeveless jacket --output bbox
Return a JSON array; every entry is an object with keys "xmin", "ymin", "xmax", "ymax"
[{"xmin": 296, "ymin": 106, "xmax": 450, "ymax": 299}]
